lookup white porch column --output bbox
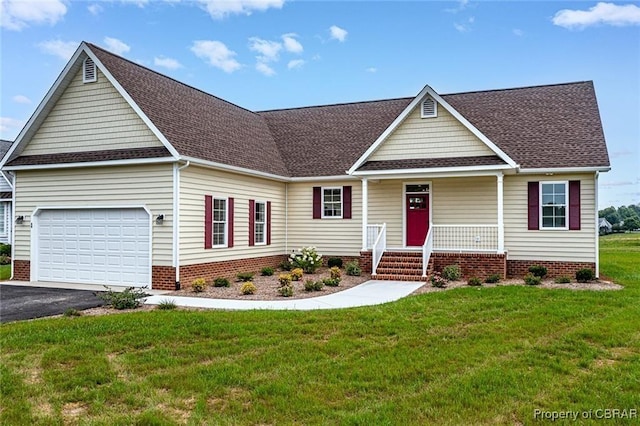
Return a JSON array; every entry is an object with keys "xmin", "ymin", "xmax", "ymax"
[
  {"xmin": 497, "ymin": 173, "xmax": 504, "ymax": 253},
  {"xmin": 362, "ymin": 178, "xmax": 368, "ymax": 251}
]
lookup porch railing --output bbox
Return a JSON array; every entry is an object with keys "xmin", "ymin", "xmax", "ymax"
[
  {"xmin": 372, "ymin": 223, "xmax": 387, "ymax": 275},
  {"xmin": 366, "ymin": 224, "xmax": 384, "ymax": 249},
  {"xmin": 432, "ymin": 225, "xmax": 498, "ymax": 252},
  {"xmin": 422, "ymin": 227, "xmax": 433, "ymax": 277}
]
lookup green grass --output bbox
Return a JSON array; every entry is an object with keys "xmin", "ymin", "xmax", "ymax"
[
  {"xmin": 0, "ymin": 264, "xmax": 11, "ymax": 280},
  {"xmin": 1, "ymin": 234, "xmax": 639, "ymax": 425}
]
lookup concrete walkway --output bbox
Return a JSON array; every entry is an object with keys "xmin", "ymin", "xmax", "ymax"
[{"xmin": 144, "ymin": 280, "xmax": 424, "ymax": 311}]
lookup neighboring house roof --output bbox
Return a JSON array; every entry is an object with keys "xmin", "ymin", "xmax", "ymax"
[
  {"xmin": 0, "ymin": 140, "xmax": 12, "ymax": 160},
  {"xmin": 599, "ymin": 217, "xmax": 612, "ymax": 228},
  {"xmin": 2, "ymin": 42, "xmax": 611, "ymax": 178}
]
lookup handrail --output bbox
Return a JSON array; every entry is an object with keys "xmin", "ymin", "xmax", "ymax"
[
  {"xmin": 422, "ymin": 227, "xmax": 433, "ymax": 277},
  {"xmin": 372, "ymin": 223, "xmax": 386, "ymax": 275}
]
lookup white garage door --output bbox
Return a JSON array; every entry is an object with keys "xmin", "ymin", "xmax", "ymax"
[{"xmin": 37, "ymin": 208, "xmax": 150, "ymax": 287}]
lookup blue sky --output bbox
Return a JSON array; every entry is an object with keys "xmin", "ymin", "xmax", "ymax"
[{"xmin": 1, "ymin": 0, "xmax": 638, "ymax": 208}]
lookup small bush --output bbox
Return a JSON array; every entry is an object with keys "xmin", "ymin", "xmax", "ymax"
[
  {"xmin": 290, "ymin": 246, "xmax": 323, "ymax": 273},
  {"xmin": 97, "ymin": 286, "xmax": 149, "ymax": 310},
  {"xmin": 63, "ymin": 308, "xmax": 81, "ymax": 317},
  {"xmin": 485, "ymin": 274, "xmax": 501, "ymax": 284},
  {"xmin": 524, "ymin": 273, "xmax": 542, "ymax": 286},
  {"xmin": 157, "ymin": 299, "xmax": 177, "ymax": 310},
  {"xmin": 329, "ymin": 266, "xmax": 341, "ymax": 279},
  {"xmin": 279, "ymin": 260, "xmax": 292, "ymax": 271},
  {"xmin": 0, "ymin": 243, "xmax": 10, "ymax": 257},
  {"xmin": 554, "ymin": 275, "xmax": 571, "ymax": 284},
  {"xmin": 322, "ymin": 277, "xmax": 341, "ymax": 287},
  {"xmin": 327, "ymin": 257, "xmax": 343, "ymax": 268},
  {"xmin": 291, "ymin": 268, "xmax": 304, "ymax": 281},
  {"xmin": 528, "ymin": 264, "xmax": 547, "ymax": 278},
  {"xmin": 431, "ymin": 272, "xmax": 448, "ymax": 288},
  {"xmin": 261, "ymin": 266, "xmax": 275, "ymax": 276},
  {"xmin": 304, "ymin": 279, "xmax": 324, "ymax": 292},
  {"xmin": 442, "ymin": 265, "xmax": 462, "ymax": 281},
  {"xmin": 192, "ymin": 278, "xmax": 207, "ymax": 292},
  {"xmin": 576, "ymin": 268, "xmax": 595, "ymax": 283},
  {"xmin": 236, "ymin": 272, "xmax": 254, "ymax": 282},
  {"xmin": 241, "ymin": 282, "xmax": 257, "ymax": 295},
  {"xmin": 213, "ymin": 277, "xmax": 230, "ymax": 288},
  {"xmin": 0, "ymin": 255, "xmax": 10, "ymax": 265},
  {"xmin": 467, "ymin": 276, "xmax": 483, "ymax": 286},
  {"xmin": 278, "ymin": 273, "xmax": 292, "ymax": 287},
  {"xmin": 345, "ymin": 261, "xmax": 361, "ymax": 276},
  {"xmin": 279, "ymin": 284, "xmax": 294, "ymax": 297}
]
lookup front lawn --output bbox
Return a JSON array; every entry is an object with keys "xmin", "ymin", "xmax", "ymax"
[
  {"xmin": 0, "ymin": 264, "xmax": 10, "ymax": 280},
  {"xmin": 1, "ymin": 235, "xmax": 639, "ymax": 424}
]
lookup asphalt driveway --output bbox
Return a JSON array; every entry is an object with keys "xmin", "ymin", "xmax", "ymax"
[{"xmin": 0, "ymin": 285, "xmax": 105, "ymax": 323}]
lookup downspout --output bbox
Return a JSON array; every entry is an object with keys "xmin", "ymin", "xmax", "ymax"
[
  {"xmin": 173, "ymin": 160, "xmax": 190, "ymax": 289},
  {"xmin": 594, "ymin": 171, "xmax": 599, "ymax": 278},
  {"xmin": 9, "ymin": 173, "xmax": 15, "ymax": 280},
  {"xmin": 285, "ymin": 183, "xmax": 288, "ymax": 255}
]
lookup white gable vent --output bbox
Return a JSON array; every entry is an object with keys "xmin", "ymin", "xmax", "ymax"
[
  {"xmin": 83, "ymin": 57, "xmax": 97, "ymax": 83},
  {"xmin": 421, "ymin": 96, "xmax": 437, "ymax": 118}
]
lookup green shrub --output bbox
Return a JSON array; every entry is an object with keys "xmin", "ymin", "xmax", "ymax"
[
  {"xmin": 528, "ymin": 264, "xmax": 547, "ymax": 278},
  {"xmin": 431, "ymin": 272, "xmax": 448, "ymax": 288},
  {"xmin": 304, "ymin": 279, "xmax": 324, "ymax": 292},
  {"xmin": 278, "ymin": 260, "xmax": 292, "ymax": 271},
  {"xmin": 97, "ymin": 286, "xmax": 149, "ymax": 310},
  {"xmin": 290, "ymin": 246, "xmax": 323, "ymax": 273},
  {"xmin": 327, "ymin": 257, "xmax": 343, "ymax": 268},
  {"xmin": 0, "ymin": 243, "xmax": 10, "ymax": 257},
  {"xmin": 261, "ymin": 266, "xmax": 275, "ymax": 276},
  {"xmin": 322, "ymin": 277, "xmax": 341, "ymax": 287},
  {"xmin": 278, "ymin": 273, "xmax": 292, "ymax": 287},
  {"xmin": 484, "ymin": 274, "xmax": 501, "ymax": 284},
  {"xmin": 345, "ymin": 261, "xmax": 361, "ymax": 276},
  {"xmin": 442, "ymin": 265, "xmax": 462, "ymax": 281},
  {"xmin": 241, "ymin": 282, "xmax": 257, "ymax": 295},
  {"xmin": 279, "ymin": 284, "xmax": 294, "ymax": 297},
  {"xmin": 576, "ymin": 268, "xmax": 595, "ymax": 283},
  {"xmin": 192, "ymin": 278, "xmax": 207, "ymax": 292},
  {"xmin": 290, "ymin": 268, "xmax": 304, "ymax": 281},
  {"xmin": 0, "ymin": 255, "xmax": 10, "ymax": 265},
  {"xmin": 554, "ymin": 275, "xmax": 571, "ymax": 284},
  {"xmin": 467, "ymin": 276, "xmax": 482, "ymax": 286},
  {"xmin": 213, "ymin": 277, "xmax": 230, "ymax": 288},
  {"xmin": 524, "ymin": 273, "xmax": 542, "ymax": 286},
  {"xmin": 329, "ymin": 266, "xmax": 341, "ymax": 279},
  {"xmin": 63, "ymin": 308, "xmax": 81, "ymax": 317},
  {"xmin": 236, "ymin": 272, "xmax": 254, "ymax": 282},
  {"xmin": 157, "ymin": 299, "xmax": 177, "ymax": 310}
]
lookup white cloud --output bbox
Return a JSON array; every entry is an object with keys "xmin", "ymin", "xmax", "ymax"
[
  {"xmin": 553, "ymin": 2, "xmax": 640, "ymax": 29},
  {"xmin": 444, "ymin": 0, "xmax": 469, "ymax": 13},
  {"xmin": 0, "ymin": 0, "xmax": 67, "ymax": 31},
  {"xmin": 248, "ymin": 37, "xmax": 282, "ymax": 62},
  {"xmin": 38, "ymin": 39, "xmax": 78, "ymax": 60},
  {"xmin": 513, "ymin": 28, "xmax": 524, "ymax": 37},
  {"xmin": 103, "ymin": 37, "xmax": 131, "ymax": 56},
  {"xmin": 12, "ymin": 95, "xmax": 32, "ymax": 104},
  {"xmin": 329, "ymin": 25, "xmax": 348, "ymax": 42},
  {"xmin": 120, "ymin": 0, "xmax": 150, "ymax": 7},
  {"xmin": 256, "ymin": 62, "xmax": 276, "ymax": 76},
  {"xmin": 366, "ymin": 67, "xmax": 377, "ymax": 73},
  {"xmin": 88, "ymin": 4, "xmax": 104, "ymax": 15},
  {"xmin": 282, "ymin": 33, "xmax": 303, "ymax": 53},
  {"xmin": 454, "ymin": 16, "xmax": 475, "ymax": 32},
  {"xmin": 0, "ymin": 117, "xmax": 24, "ymax": 134},
  {"xmin": 154, "ymin": 56, "xmax": 183, "ymax": 70},
  {"xmin": 191, "ymin": 40, "xmax": 241, "ymax": 73},
  {"xmin": 287, "ymin": 59, "xmax": 305, "ymax": 70},
  {"xmin": 196, "ymin": 0, "xmax": 284, "ymax": 19}
]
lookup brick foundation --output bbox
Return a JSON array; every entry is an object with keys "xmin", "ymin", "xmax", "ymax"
[
  {"xmin": 13, "ymin": 260, "xmax": 30, "ymax": 281},
  {"xmin": 152, "ymin": 266, "xmax": 177, "ymax": 290},
  {"xmin": 432, "ymin": 252, "xmax": 506, "ymax": 279},
  {"xmin": 359, "ymin": 251, "xmax": 372, "ymax": 274},
  {"xmin": 507, "ymin": 260, "xmax": 596, "ymax": 279},
  {"xmin": 179, "ymin": 254, "xmax": 287, "ymax": 289}
]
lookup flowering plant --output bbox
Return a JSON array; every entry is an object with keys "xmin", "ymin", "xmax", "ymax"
[
  {"xmin": 430, "ymin": 272, "xmax": 448, "ymax": 288},
  {"xmin": 289, "ymin": 246, "xmax": 323, "ymax": 273}
]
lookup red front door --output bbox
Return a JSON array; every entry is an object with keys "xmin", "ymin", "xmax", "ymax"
[{"xmin": 406, "ymin": 194, "xmax": 429, "ymax": 246}]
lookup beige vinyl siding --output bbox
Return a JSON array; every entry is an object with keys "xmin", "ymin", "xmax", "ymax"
[
  {"xmin": 368, "ymin": 180, "xmax": 403, "ymax": 247},
  {"xmin": 287, "ymin": 181, "xmax": 361, "ymax": 256},
  {"xmin": 369, "ymin": 104, "xmax": 495, "ymax": 162},
  {"xmin": 13, "ymin": 164, "xmax": 174, "ymax": 264},
  {"xmin": 179, "ymin": 166, "xmax": 286, "ymax": 265},
  {"xmin": 504, "ymin": 173, "xmax": 596, "ymax": 262},
  {"xmin": 22, "ymin": 68, "xmax": 164, "ymax": 156}
]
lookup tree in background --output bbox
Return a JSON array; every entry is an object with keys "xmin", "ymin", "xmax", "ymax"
[{"xmin": 600, "ymin": 204, "xmax": 640, "ymax": 231}]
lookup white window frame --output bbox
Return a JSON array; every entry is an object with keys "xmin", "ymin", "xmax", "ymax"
[
  {"xmin": 539, "ymin": 181, "xmax": 568, "ymax": 230},
  {"xmin": 322, "ymin": 187, "xmax": 343, "ymax": 219},
  {"xmin": 254, "ymin": 200, "xmax": 266, "ymax": 246},
  {"xmin": 212, "ymin": 197, "xmax": 228, "ymax": 248}
]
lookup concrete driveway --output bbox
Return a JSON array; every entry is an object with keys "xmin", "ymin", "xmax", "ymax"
[{"xmin": 0, "ymin": 284, "xmax": 106, "ymax": 323}]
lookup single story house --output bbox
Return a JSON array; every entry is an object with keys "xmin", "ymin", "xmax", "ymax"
[
  {"xmin": 0, "ymin": 139, "xmax": 14, "ymax": 245},
  {"xmin": 1, "ymin": 42, "xmax": 610, "ymax": 290}
]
